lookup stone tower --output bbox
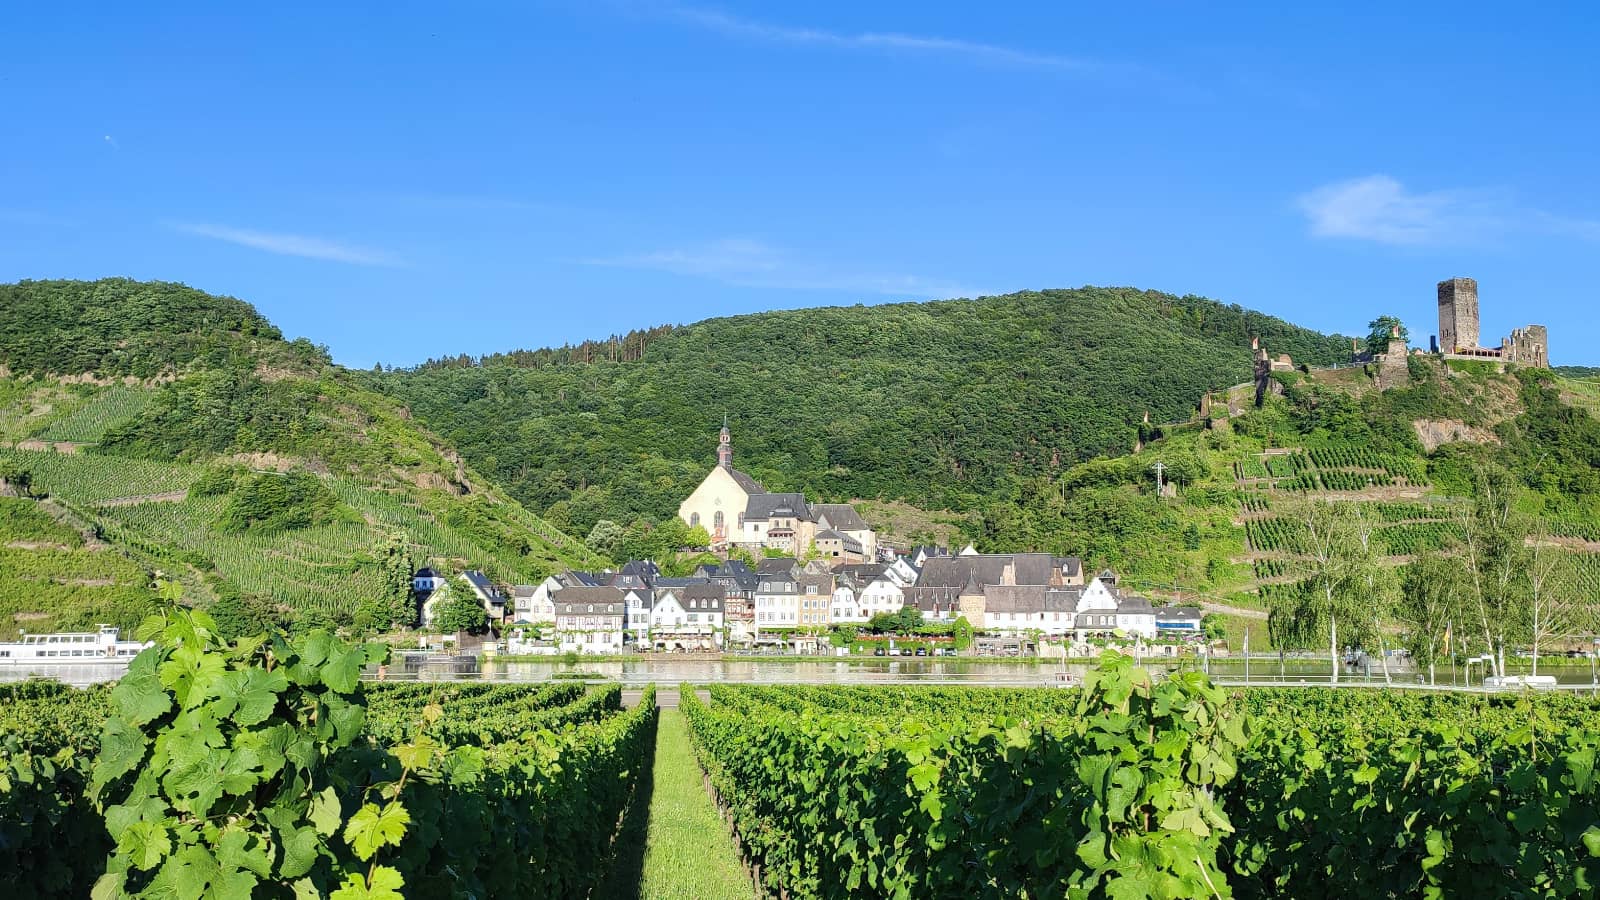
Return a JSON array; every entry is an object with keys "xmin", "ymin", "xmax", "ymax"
[
  {"xmin": 1437, "ymin": 277, "xmax": 1480, "ymax": 353},
  {"xmin": 717, "ymin": 417, "xmax": 732, "ymax": 470}
]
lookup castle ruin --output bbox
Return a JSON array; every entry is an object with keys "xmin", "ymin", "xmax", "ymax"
[{"xmin": 1435, "ymin": 277, "xmax": 1549, "ymax": 368}]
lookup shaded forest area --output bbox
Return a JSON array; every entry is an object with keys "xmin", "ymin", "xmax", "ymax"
[{"xmin": 375, "ymin": 287, "xmax": 1354, "ymax": 535}]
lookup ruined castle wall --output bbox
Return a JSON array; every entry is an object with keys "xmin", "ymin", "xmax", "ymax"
[{"xmin": 1503, "ymin": 324, "xmax": 1550, "ymax": 368}]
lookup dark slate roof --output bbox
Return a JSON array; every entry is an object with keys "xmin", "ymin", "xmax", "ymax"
[
  {"xmin": 757, "ymin": 576, "xmax": 798, "ymax": 594},
  {"xmin": 797, "ymin": 573, "xmax": 834, "ymax": 594},
  {"xmin": 983, "ymin": 584, "xmax": 1045, "ymax": 614},
  {"xmin": 813, "ymin": 503, "xmax": 868, "ymax": 531},
  {"xmin": 619, "ymin": 560, "xmax": 662, "ymax": 578},
  {"xmin": 832, "ymin": 562, "xmax": 888, "ymax": 581},
  {"xmin": 1055, "ymin": 557, "xmax": 1083, "ymax": 578},
  {"xmin": 1044, "ymin": 588, "xmax": 1084, "ymax": 612},
  {"xmin": 911, "ymin": 545, "xmax": 949, "ymax": 559},
  {"xmin": 554, "ymin": 585, "xmax": 627, "ymax": 615},
  {"xmin": 511, "ymin": 585, "xmax": 539, "ymax": 599},
  {"xmin": 680, "ymin": 582, "xmax": 727, "ymax": 612},
  {"xmin": 905, "ymin": 586, "xmax": 961, "ymax": 612},
  {"xmin": 743, "ymin": 493, "xmax": 813, "ymax": 522},
  {"xmin": 652, "ymin": 577, "xmax": 708, "ymax": 589},
  {"xmin": 756, "ymin": 557, "xmax": 799, "ymax": 576},
  {"xmin": 1155, "ymin": 606, "xmax": 1203, "ymax": 621},
  {"xmin": 461, "ymin": 570, "xmax": 502, "ymax": 599},
  {"xmin": 727, "ymin": 468, "xmax": 765, "ymax": 494},
  {"xmin": 563, "ymin": 571, "xmax": 604, "ymax": 587},
  {"xmin": 414, "ymin": 567, "xmax": 438, "ymax": 578},
  {"xmin": 1011, "ymin": 553, "xmax": 1056, "ymax": 586},
  {"xmin": 914, "ymin": 555, "xmax": 1010, "ymax": 590},
  {"xmin": 1116, "ymin": 597, "xmax": 1155, "ymax": 615},
  {"xmin": 816, "ymin": 529, "xmax": 845, "ymax": 541}
]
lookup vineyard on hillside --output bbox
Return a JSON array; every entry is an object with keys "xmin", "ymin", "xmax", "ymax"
[
  {"xmin": 0, "ymin": 640, "xmax": 658, "ymax": 899},
  {"xmin": 0, "ymin": 445, "xmax": 599, "ymax": 623},
  {"xmin": 683, "ymin": 671, "xmax": 1600, "ymax": 899}
]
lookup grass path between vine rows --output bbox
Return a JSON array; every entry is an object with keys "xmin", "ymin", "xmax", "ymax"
[{"xmin": 597, "ymin": 707, "xmax": 755, "ymax": 900}]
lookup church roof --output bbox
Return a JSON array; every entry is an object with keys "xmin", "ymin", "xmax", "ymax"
[
  {"xmin": 744, "ymin": 492, "xmax": 812, "ymax": 521},
  {"xmin": 726, "ymin": 467, "xmax": 765, "ymax": 494}
]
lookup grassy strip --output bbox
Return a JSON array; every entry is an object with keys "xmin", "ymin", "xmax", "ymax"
[{"xmin": 636, "ymin": 708, "xmax": 755, "ymax": 900}]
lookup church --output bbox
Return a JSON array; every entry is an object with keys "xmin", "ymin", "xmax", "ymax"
[{"xmin": 677, "ymin": 422, "xmax": 877, "ymax": 562}]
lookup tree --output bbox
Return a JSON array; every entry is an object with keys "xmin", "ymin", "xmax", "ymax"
[
  {"xmin": 1200, "ymin": 614, "xmax": 1226, "ymax": 643},
  {"xmin": 208, "ymin": 592, "xmax": 285, "ymax": 641},
  {"xmin": 1453, "ymin": 467, "xmax": 1529, "ymax": 679},
  {"xmin": 0, "ymin": 460, "xmax": 34, "ymax": 498},
  {"xmin": 951, "ymin": 616, "xmax": 973, "ymax": 651},
  {"xmin": 434, "ymin": 589, "xmax": 489, "ymax": 634},
  {"xmin": 1524, "ymin": 523, "xmax": 1583, "ymax": 676},
  {"xmin": 1349, "ymin": 504, "xmax": 1402, "ymax": 683},
  {"xmin": 1276, "ymin": 500, "xmax": 1367, "ymax": 684},
  {"xmin": 683, "ymin": 524, "xmax": 712, "ymax": 549},
  {"xmin": 1365, "ymin": 315, "xmax": 1408, "ymax": 357},
  {"xmin": 1399, "ymin": 554, "xmax": 1462, "ymax": 685},
  {"xmin": 586, "ymin": 519, "xmax": 624, "ymax": 560},
  {"xmin": 378, "ymin": 533, "xmax": 416, "ymax": 629}
]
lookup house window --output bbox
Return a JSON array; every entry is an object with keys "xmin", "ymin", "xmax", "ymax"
[
  {"xmin": 690, "ymin": 512, "xmax": 701, "ymax": 527},
  {"xmin": 714, "ymin": 510, "xmax": 725, "ymax": 530},
  {"xmin": 738, "ymin": 513, "xmax": 745, "ymax": 527}
]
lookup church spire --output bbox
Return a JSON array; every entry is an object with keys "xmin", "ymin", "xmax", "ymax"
[{"xmin": 717, "ymin": 416, "xmax": 732, "ymax": 470}]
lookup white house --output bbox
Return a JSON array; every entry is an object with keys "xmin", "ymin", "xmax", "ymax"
[
  {"xmin": 459, "ymin": 570, "xmax": 507, "ymax": 622},
  {"xmin": 553, "ymin": 586, "xmax": 626, "ymax": 653},
  {"xmin": 623, "ymin": 588, "xmax": 653, "ymax": 644},
  {"xmin": 647, "ymin": 584, "xmax": 725, "ymax": 650},
  {"xmin": 755, "ymin": 574, "xmax": 800, "ymax": 628},
  {"xmin": 510, "ymin": 576, "xmax": 561, "ymax": 624},
  {"xmin": 829, "ymin": 564, "xmax": 907, "ymax": 623}
]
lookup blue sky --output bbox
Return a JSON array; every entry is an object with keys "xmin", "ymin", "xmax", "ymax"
[{"xmin": 3, "ymin": 2, "xmax": 1598, "ymax": 367}]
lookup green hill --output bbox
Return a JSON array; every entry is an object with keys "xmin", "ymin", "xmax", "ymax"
[
  {"xmin": 0, "ymin": 279, "xmax": 601, "ymax": 638},
  {"xmin": 374, "ymin": 287, "xmax": 1355, "ymax": 538},
  {"xmin": 976, "ymin": 354, "xmax": 1600, "ymax": 649}
]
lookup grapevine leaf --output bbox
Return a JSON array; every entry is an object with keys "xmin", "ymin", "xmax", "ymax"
[
  {"xmin": 116, "ymin": 820, "xmax": 172, "ymax": 871},
  {"xmin": 214, "ymin": 668, "xmax": 288, "ymax": 727},
  {"xmin": 111, "ymin": 660, "xmax": 173, "ymax": 726},
  {"xmin": 278, "ymin": 826, "xmax": 322, "ymax": 878},
  {"xmin": 344, "ymin": 802, "xmax": 411, "ymax": 861},
  {"xmin": 1582, "ymin": 826, "xmax": 1600, "ymax": 858},
  {"xmin": 308, "ymin": 786, "xmax": 343, "ymax": 836},
  {"xmin": 216, "ymin": 827, "xmax": 273, "ymax": 878},
  {"xmin": 92, "ymin": 716, "xmax": 149, "ymax": 791},
  {"xmin": 320, "ymin": 645, "xmax": 366, "ymax": 693},
  {"xmin": 330, "ymin": 866, "xmax": 406, "ymax": 900}
]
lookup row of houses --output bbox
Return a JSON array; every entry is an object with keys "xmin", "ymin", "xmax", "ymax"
[{"xmin": 490, "ymin": 548, "xmax": 1201, "ymax": 653}]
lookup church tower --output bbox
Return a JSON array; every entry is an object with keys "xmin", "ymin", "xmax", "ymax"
[{"xmin": 717, "ymin": 416, "xmax": 732, "ymax": 470}]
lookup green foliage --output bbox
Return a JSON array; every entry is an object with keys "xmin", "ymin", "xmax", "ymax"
[
  {"xmin": 0, "ymin": 279, "xmax": 288, "ymax": 378},
  {"xmin": 1365, "ymin": 315, "xmax": 1408, "ymax": 357},
  {"xmin": 216, "ymin": 471, "xmax": 342, "ymax": 534},
  {"xmin": 950, "ymin": 616, "xmax": 973, "ymax": 650},
  {"xmin": 680, "ymin": 653, "xmax": 1249, "ymax": 898},
  {"xmin": 91, "ymin": 606, "xmax": 390, "ymax": 898},
  {"xmin": 431, "ymin": 588, "xmax": 488, "ymax": 634},
  {"xmin": 377, "ymin": 287, "xmax": 1354, "ymax": 535}
]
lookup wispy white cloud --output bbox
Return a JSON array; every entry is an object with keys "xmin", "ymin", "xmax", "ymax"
[
  {"xmin": 667, "ymin": 5, "xmax": 1099, "ymax": 71},
  {"xmin": 169, "ymin": 222, "xmax": 403, "ymax": 266},
  {"xmin": 579, "ymin": 238, "xmax": 969, "ymax": 298},
  {"xmin": 1298, "ymin": 174, "xmax": 1600, "ymax": 247}
]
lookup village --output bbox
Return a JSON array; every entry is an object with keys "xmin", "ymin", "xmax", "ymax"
[{"xmin": 411, "ymin": 420, "xmax": 1206, "ymax": 658}]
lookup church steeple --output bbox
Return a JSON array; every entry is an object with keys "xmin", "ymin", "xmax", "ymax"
[{"xmin": 717, "ymin": 416, "xmax": 732, "ymax": 470}]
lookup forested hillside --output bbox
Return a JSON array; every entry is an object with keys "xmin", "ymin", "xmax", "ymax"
[
  {"xmin": 0, "ymin": 279, "xmax": 601, "ymax": 637},
  {"xmin": 375, "ymin": 287, "xmax": 1355, "ymax": 536}
]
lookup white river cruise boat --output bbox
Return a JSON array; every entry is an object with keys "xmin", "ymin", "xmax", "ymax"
[{"xmin": 0, "ymin": 624, "xmax": 151, "ymax": 665}]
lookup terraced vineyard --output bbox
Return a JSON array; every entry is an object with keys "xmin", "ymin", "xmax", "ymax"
[
  {"xmin": 0, "ymin": 496, "xmax": 153, "ymax": 638},
  {"xmin": 683, "ymin": 669, "xmax": 1600, "ymax": 899},
  {"xmin": 0, "ymin": 444, "xmax": 600, "ymax": 620}
]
